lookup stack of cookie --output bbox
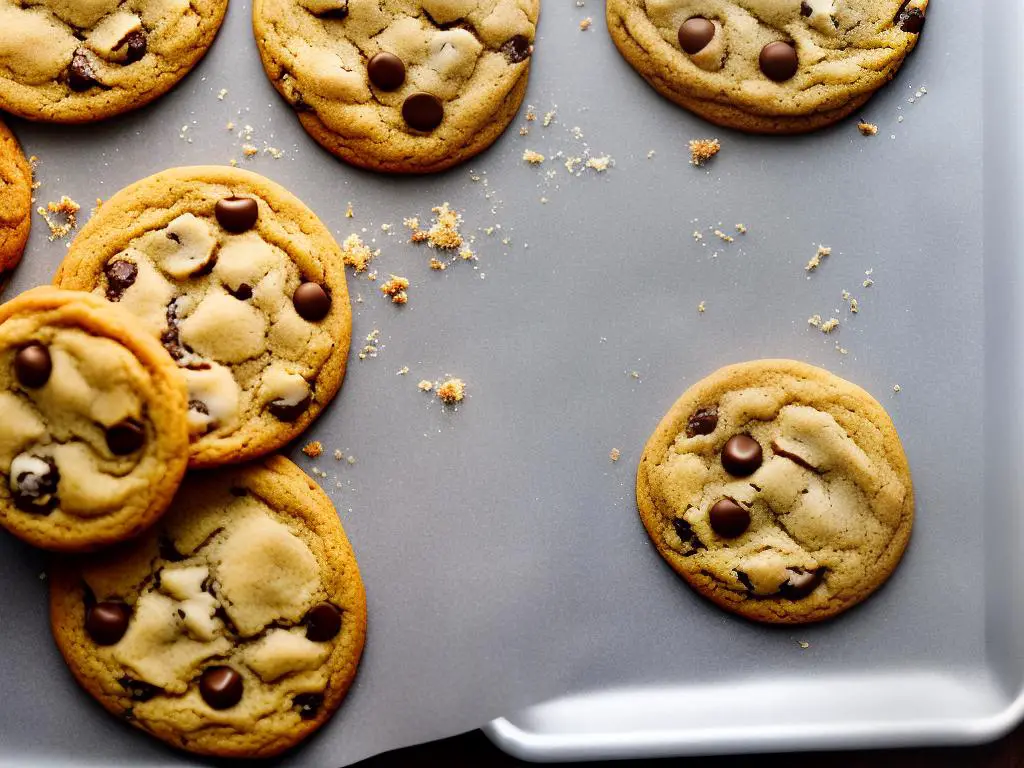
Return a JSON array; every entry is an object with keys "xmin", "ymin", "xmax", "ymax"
[{"xmin": 0, "ymin": 167, "xmax": 366, "ymax": 758}]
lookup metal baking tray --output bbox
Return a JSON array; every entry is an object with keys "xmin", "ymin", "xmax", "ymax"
[{"xmin": 0, "ymin": 0, "xmax": 1019, "ymax": 765}]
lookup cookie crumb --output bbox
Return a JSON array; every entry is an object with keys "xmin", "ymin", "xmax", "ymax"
[
  {"xmin": 735, "ymin": 223, "xmax": 747, "ymax": 234},
  {"xmin": 797, "ymin": 640, "xmax": 810, "ymax": 650},
  {"xmin": 579, "ymin": 16, "xmax": 592, "ymax": 30},
  {"xmin": 857, "ymin": 121, "xmax": 878, "ymax": 136},
  {"xmin": 805, "ymin": 245, "xmax": 832, "ymax": 272},
  {"xmin": 302, "ymin": 441, "xmax": 324, "ymax": 458},
  {"xmin": 418, "ymin": 379, "xmax": 434, "ymax": 392},
  {"xmin": 341, "ymin": 233, "xmax": 377, "ymax": 272},
  {"xmin": 609, "ymin": 448, "xmax": 621, "ymax": 462},
  {"xmin": 808, "ymin": 314, "xmax": 822, "ymax": 328},
  {"xmin": 226, "ymin": 121, "xmax": 235, "ymax": 131},
  {"xmin": 523, "ymin": 149, "xmax": 545, "ymax": 165},
  {"xmin": 692, "ymin": 230, "xmax": 703, "ymax": 242},
  {"xmin": 629, "ymin": 370, "xmax": 640, "ymax": 380},
  {"xmin": 697, "ymin": 301, "xmax": 706, "ymax": 313},
  {"xmin": 37, "ymin": 195, "xmax": 80, "ymax": 240},
  {"xmin": 436, "ymin": 377, "xmax": 466, "ymax": 404},
  {"xmin": 713, "ymin": 229, "xmax": 734, "ymax": 243},
  {"xmin": 358, "ymin": 329, "xmax": 380, "ymax": 360},
  {"xmin": 820, "ymin": 318, "xmax": 840, "ymax": 334},
  {"xmin": 380, "ymin": 275, "xmax": 409, "ymax": 304},
  {"xmin": 242, "ymin": 144, "xmax": 258, "ymax": 157},
  {"xmin": 397, "ymin": 366, "xmax": 409, "ymax": 375},
  {"xmin": 333, "ymin": 449, "xmax": 343, "ymax": 460},
  {"xmin": 689, "ymin": 138, "xmax": 721, "ymax": 166},
  {"xmin": 217, "ymin": 88, "xmax": 228, "ymax": 100},
  {"xmin": 403, "ymin": 216, "xmax": 418, "ymax": 230},
  {"xmin": 429, "ymin": 258, "xmax": 447, "ymax": 271},
  {"xmin": 459, "ymin": 248, "xmax": 475, "ymax": 261},
  {"xmin": 893, "ymin": 384, "xmax": 902, "ymax": 393},
  {"xmin": 410, "ymin": 203, "xmax": 464, "ymax": 250},
  {"xmin": 647, "ymin": 149, "xmax": 656, "ymax": 159},
  {"xmin": 543, "ymin": 110, "xmax": 556, "ymax": 127},
  {"xmin": 526, "ymin": 109, "xmax": 537, "ymax": 122},
  {"xmin": 585, "ymin": 155, "xmax": 613, "ymax": 172}
]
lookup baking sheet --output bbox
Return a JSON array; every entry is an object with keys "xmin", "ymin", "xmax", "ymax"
[{"xmin": 0, "ymin": 0, "xmax": 1015, "ymax": 766}]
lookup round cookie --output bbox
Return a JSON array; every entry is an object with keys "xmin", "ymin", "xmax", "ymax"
[
  {"xmin": 0, "ymin": 120, "xmax": 32, "ymax": 273},
  {"xmin": 55, "ymin": 166, "xmax": 352, "ymax": 468},
  {"xmin": 606, "ymin": 0, "xmax": 930, "ymax": 134},
  {"xmin": 637, "ymin": 360, "xmax": 913, "ymax": 623},
  {"xmin": 0, "ymin": 0, "xmax": 228, "ymax": 123},
  {"xmin": 253, "ymin": 0, "xmax": 541, "ymax": 173},
  {"xmin": 49, "ymin": 456, "xmax": 367, "ymax": 758},
  {"xmin": 0, "ymin": 286, "xmax": 189, "ymax": 551}
]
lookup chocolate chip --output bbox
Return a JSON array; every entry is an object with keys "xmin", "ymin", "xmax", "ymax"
[
  {"xmin": 895, "ymin": 1, "xmax": 925, "ymax": 33},
  {"xmin": 686, "ymin": 407, "xmax": 718, "ymax": 437},
  {"xmin": 268, "ymin": 395, "xmax": 310, "ymax": 422},
  {"xmin": 672, "ymin": 516, "xmax": 705, "ymax": 554},
  {"xmin": 500, "ymin": 34, "xmax": 532, "ymax": 63},
  {"xmin": 294, "ymin": 693, "xmax": 324, "ymax": 720},
  {"xmin": 12, "ymin": 456, "xmax": 59, "ymax": 514},
  {"xmin": 293, "ymin": 282, "xmax": 331, "ymax": 321},
  {"xmin": 800, "ymin": 1, "xmax": 812, "ymax": 16},
  {"xmin": 367, "ymin": 52, "xmax": 406, "ymax": 91},
  {"xmin": 199, "ymin": 667, "xmax": 243, "ymax": 710},
  {"xmin": 85, "ymin": 602, "xmax": 131, "ymax": 645},
  {"xmin": 708, "ymin": 498, "xmax": 750, "ymax": 538},
  {"xmin": 119, "ymin": 676, "xmax": 160, "ymax": 702},
  {"xmin": 159, "ymin": 537, "xmax": 187, "ymax": 562},
  {"xmin": 759, "ymin": 41, "xmax": 799, "ymax": 82},
  {"xmin": 123, "ymin": 31, "xmax": 147, "ymax": 63},
  {"xmin": 14, "ymin": 343, "xmax": 52, "ymax": 388},
  {"xmin": 68, "ymin": 48, "xmax": 99, "ymax": 91},
  {"xmin": 402, "ymin": 93, "xmax": 444, "ymax": 132},
  {"xmin": 778, "ymin": 568, "xmax": 824, "ymax": 599},
  {"xmin": 721, "ymin": 434, "xmax": 762, "ymax": 477},
  {"xmin": 161, "ymin": 299, "xmax": 193, "ymax": 362},
  {"xmin": 227, "ymin": 283, "xmax": 253, "ymax": 301},
  {"xmin": 678, "ymin": 18, "xmax": 715, "ymax": 55},
  {"xmin": 215, "ymin": 197, "xmax": 259, "ymax": 233},
  {"xmin": 103, "ymin": 259, "xmax": 138, "ymax": 301},
  {"xmin": 106, "ymin": 420, "xmax": 145, "ymax": 455},
  {"xmin": 305, "ymin": 603, "xmax": 342, "ymax": 642},
  {"xmin": 315, "ymin": 0, "xmax": 348, "ymax": 19}
]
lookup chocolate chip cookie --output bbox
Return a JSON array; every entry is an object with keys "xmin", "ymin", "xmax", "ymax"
[
  {"xmin": 49, "ymin": 456, "xmax": 367, "ymax": 758},
  {"xmin": 0, "ymin": 0, "xmax": 227, "ymax": 122},
  {"xmin": 0, "ymin": 287, "xmax": 189, "ymax": 551},
  {"xmin": 253, "ymin": 0, "xmax": 541, "ymax": 173},
  {"xmin": 55, "ymin": 166, "xmax": 352, "ymax": 468},
  {"xmin": 607, "ymin": 0, "xmax": 930, "ymax": 133},
  {"xmin": 637, "ymin": 360, "xmax": 913, "ymax": 623},
  {"xmin": 0, "ymin": 120, "xmax": 32, "ymax": 273}
]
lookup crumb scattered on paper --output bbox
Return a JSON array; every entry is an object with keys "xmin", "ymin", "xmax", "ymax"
[
  {"xmin": 609, "ymin": 448, "xmax": 621, "ymax": 462},
  {"xmin": 797, "ymin": 640, "xmax": 810, "ymax": 650},
  {"xmin": 805, "ymin": 245, "xmax": 832, "ymax": 272},
  {"xmin": 893, "ymin": 384, "xmax": 902, "ymax": 393},
  {"xmin": 217, "ymin": 88, "xmax": 228, "ymax": 100},
  {"xmin": 523, "ymin": 149, "xmax": 545, "ymax": 165},
  {"xmin": 857, "ymin": 121, "xmax": 878, "ymax": 136},
  {"xmin": 418, "ymin": 379, "xmax": 434, "ymax": 392},
  {"xmin": 579, "ymin": 16, "xmax": 592, "ymax": 30},
  {"xmin": 409, "ymin": 203, "xmax": 464, "ymax": 250},
  {"xmin": 341, "ymin": 233, "xmax": 377, "ymax": 272},
  {"xmin": 302, "ymin": 441, "xmax": 324, "ymax": 458},
  {"xmin": 436, "ymin": 377, "xmax": 466, "ymax": 404},
  {"xmin": 37, "ymin": 195, "xmax": 80, "ymax": 240},
  {"xmin": 358, "ymin": 329, "xmax": 380, "ymax": 360},
  {"xmin": 697, "ymin": 301, "xmax": 706, "ymax": 313},
  {"xmin": 820, "ymin": 318, "xmax": 840, "ymax": 334},
  {"xmin": 736, "ymin": 223, "xmax": 747, "ymax": 234},
  {"xmin": 380, "ymin": 274, "xmax": 409, "ymax": 304},
  {"xmin": 714, "ymin": 229, "xmax": 734, "ymax": 243},
  {"xmin": 689, "ymin": 138, "xmax": 721, "ymax": 166},
  {"xmin": 585, "ymin": 155, "xmax": 612, "ymax": 172},
  {"xmin": 397, "ymin": 366, "xmax": 409, "ymax": 376}
]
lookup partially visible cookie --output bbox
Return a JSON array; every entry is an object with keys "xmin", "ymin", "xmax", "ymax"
[
  {"xmin": 50, "ymin": 456, "xmax": 367, "ymax": 758},
  {"xmin": 0, "ymin": 287, "xmax": 188, "ymax": 551},
  {"xmin": 0, "ymin": 0, "xmax": 228, "ymax": 123},
  {"xmin": 637, "ymin": 360, "xmax": 913, "ymax": 623},
  {"xmin": 0, "ymin": 120, "xmax": 31, "ymax": 273},
  {"xmin": 253, "ymin": 0, "xmax": 541, "ymax": 173},
  {"xmin": 606, "ymin": 0, "xmax": 930, "ymax": 133},
  {"xmin": 55, "ymin": 166, "xmax": 352, "ymax": 468}
]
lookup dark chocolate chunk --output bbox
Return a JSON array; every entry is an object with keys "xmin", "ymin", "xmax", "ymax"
[
  {"xmin": 293, "ymin": 282, "xmax": 331, "ymax": 321},
  {"xmin": 895, "ymin": 1, "xmax": 925, "ymax": 33},
  {"xmin": 68, "ymin": 49, "xmax": 99, "ymax": 91},
  {"xmin": 800, "ymin": 1, "xmax": 812, "ymax": 16},
  {"xmin": 106, "ymin": 420, "xmax": 145, "ymax": 455},
  {"xmin": 215, "ymin": 197, "xmax": 259, "ymax": 233},
  {"xmin": 759, "ymin": 41, "xmax": 799, "ymax": 81},
  {"xmin": 119, "ymin": 676, "xmax": 160, "ymax": 702},
  {"xmin": 199, "ymin": 666, "xmax": 243, "ymax": 710},
  {"xmin": 500, "ymin": 34, "xmax": 532, "ymax": 63},
  {"xmin": 227, "ymin": 282, "xmax": 253, "ymax": 301},
  {"xmin": 721, "ymin": 435, "xmax": 763, "ymax": 477},
  {"xmin": 778, "ymin": 568, "xmax": 824, "ymax": 599},
  {"xmin": 678, "ymin": 18, "xmax": 715, "ymax": 54},
  {"xmin": 402, "ymin": 92, "xmax": 444, "ymax": 132},
  {"xmin": 14, "ymin": 343, "xmax": 52, "ymax": 388},
  {"xmin": 685, "ymin": 406, "xmax": 718, "ymax": 437},
  {"xmin": 367, "ymin": 52, "xmax": 406, "ymax": 91},
  {"xmin": 85, "ymin": 602, "xmax": 131, "ymax": 645},
  {"xmin": 672, "ymin": 516, "xmax": 705, "ymax": 554},
  {"xmin": 104, "ymin": 259, "xmax": 138, "ymax": 301},
  {"xmin": 268, "ymin": 395, "xmax": 310, "ymax": 422},
  {"xmin": 294, "ymin": 693, "xmax": 324, "ymax": 720},
  {"xmin": 123, "ymin": 31, "xmax": 147, "ymax": 63},
  {"xmin": 305, "ymin": 603, "xmax": 342, "ymax": 642},
  {"xmin": 708, "ymin": 498, "xmax": 750, "ymax": 538},
  {"xmin": 11, "ymin": 456, "xmax": 59, "ymax": 514}
]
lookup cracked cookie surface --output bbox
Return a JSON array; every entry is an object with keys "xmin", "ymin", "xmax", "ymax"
[
  {"xmin": 637, "ymin": 359, "xmax": 913, "ymax": 623},
  {"xmin": 0, "ymin": 0, "xmax": 227, "ymax": 122},
  {"xmin": 50, "ymin": 456, "xmax": 367, "ymax": 758},
  {"xmin": 0, "ymin": 120, "xmax": 31, "ymax": 273},
  {"xmin": 253, "ymin": 0, "xmax": 540, "ymax": 173},
  {"xmin": 0, "ymin": 287, "xmax": 188, "ymax": 551},
  {"xmin": 607, "ymin": 0, "xmax": 929, "ymax": 133},
  {"xmin": 55, "ymin": 166, "xmax": 352, "ymax": 468}
]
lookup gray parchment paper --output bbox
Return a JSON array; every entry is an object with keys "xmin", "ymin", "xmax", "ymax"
[{"xmin": 0, "ymin": 0, "xmax": 981, "ymax": 766}]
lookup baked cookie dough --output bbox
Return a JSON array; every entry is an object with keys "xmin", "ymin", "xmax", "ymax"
[
  {"xmin": 0, "ymin": 120, "xmax": 32, "ymax": 273},
  {"xmin": 0, "ymin": 287, "xmax": 188, "ymax": 551},
  {"xmin": 0, "ymin": 0, "xmax": 228, "ymax": 122},
  {"xmin": 637, "ymin": 360, "xmax": 913, "ymax": 623},
  {"xmin": 607, "ymin": 0, "xmax": 930, "ymax": 133},
  {"xmin": 253, "ymin": 0, "xmax": 541, "ymax": 173},
  {"xmin": 50, "ymin": 456, "xmax": 367, "ymax": 758},
  {"xmin": 55, "ymin": 166, "xmax": 351, "ymax": 468}
]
